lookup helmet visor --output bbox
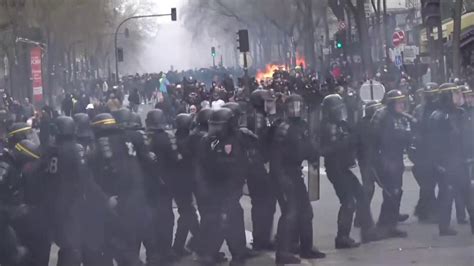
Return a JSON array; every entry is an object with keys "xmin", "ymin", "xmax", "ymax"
[
  {"xmin": 264, "ymin": 99, "xmax": 276, "ymax": 115},
  {"xmin": 286, "ymin": 101, "xmax": 302, "ymax": 118}
]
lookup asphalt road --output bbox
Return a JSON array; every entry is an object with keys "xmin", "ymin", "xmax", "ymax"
[{"xmin": 46, "ymin": 102, "xmax": 473, "ymax": 265}]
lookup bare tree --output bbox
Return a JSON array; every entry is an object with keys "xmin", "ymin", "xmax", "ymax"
[{"xmin": 452, "ymin": 0, "xmax": 463, "ymax": 78}]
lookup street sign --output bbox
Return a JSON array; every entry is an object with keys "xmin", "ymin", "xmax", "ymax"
[
  {"xmin": 392, "ymin": 30, "xmax": 405, "ymax": 47},
  {"xmin": 30, "ymin": 47, "xmax": 43, "ymax": 103},
  {"xmin": 338, "ymin": 21, "xmax": 346, "ymax": 31},
  {"xmin": 359, "ymin": 80, "xmax": 385, "ymax": 102},
  {"xmin": 402, "ymin": 45, "xmax": 419, "ymax": 63},
  {"xmin": 323, "ymin": 48, "xmax": 330, "ymax": 55},
  {"xmin": 395, "ymin": 55, "xmax": 403, "ymax": 68}
]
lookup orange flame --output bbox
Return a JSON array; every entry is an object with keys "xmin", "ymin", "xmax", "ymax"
[
  {"xmin": 255, "ymin": 54, "xmax": 307, "ymax": 81},
  {"xmin": 256, "ymin": 63, "xmax": 285, "ymax": 81},
  {"xmin": 296, "ymin": 55, "xmax": 306, "ymax": 68}
]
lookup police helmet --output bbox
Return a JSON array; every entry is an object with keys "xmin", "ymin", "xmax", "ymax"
[
  {"xmin": 175, "ymin": 113, "xmax": 193, "ymax": 132},
  {"xmin": 145, "ymin": 109, "xmax": 166, "ymax": 130},
  {"xmin": 7, "ymin": 122, "xmax": 34, "ymax": 147},
  {"xmin": 249, "ymin": 89, "xmax": 267, "ymax": 109},
  {"xmin": 438, "ymin": 83, "xmax": 462, "ymax": 107},
  {"xmin": 55, "ymin": 116, "xmax": 76, "ymax": 137},
  {"xmin": 12, "ymin": 139, "xmax": 40, "ymax": 164},
  {"xmin": 364, "ymin": 100, "xmax": 383, "ymax": 119},
  {"xmin": 423, "ymin": 82, "xmax": 439, "ymax": 94},
  {"xmin": 91, "ymin": 113, "xmax": 117, "ymax": 131},
  {"xmin": 129, "ymin": 112, "xmax": 143, "ymax": 129},
  {"xmin": 111, "ymin": 108, "xmax": 132, "ymax": 127},
  {"xmin": 322, "ymin": 94, "xmax": 348, "ymax": 122},
  {"xmin": 208, "ymin": 107, "xmax": 234, "ymax": 137},
  {"xmin": 73, "ymin": 113, "xmax": 93, "ymax": 139},
  {"xmin": 383, "ymin": 90, "xmax": 406, "ymax": 104},
  {"xmin": 222, "ymin": 102, "xmax": 242, "ymax": 117},
  {"xmin": 196, "ymin": 108, "xmax": 212, "ymax": 127}
]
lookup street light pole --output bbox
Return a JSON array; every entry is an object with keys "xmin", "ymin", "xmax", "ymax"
[{"xmin": 114, "ymin": 8, "xmax": 176, "ymax": 84}]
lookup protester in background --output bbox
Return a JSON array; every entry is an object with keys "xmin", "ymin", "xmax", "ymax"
[
  {"xmin": 129, "ymin": 88, "xmax": 141, "ymax": 113},
  {"xmin": 22, "ymin": 98, "xmax": 35, "ymax": 119}
]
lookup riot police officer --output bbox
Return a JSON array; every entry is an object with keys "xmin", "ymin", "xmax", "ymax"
[
  {"xmin": 14, "ymin": 139, "xmax": 52, "ymax": 266},
  {"xmin": 461, "ymin": 85, "xmax": 474, "ymax": 231},
  {"xmin": 145, "ymin": 109, "xmax": 182, "ymax": 263},
  {"xmin": 271, "ymin": 94, "xmax": 325, "ymax": 264},
  {"xmin": 90, "ymin": 113, "xmax": 148, "ymax": 266},
  {"xmin": 195, "ymin": 107, "xmax": 253, "ymax": 266},
  {"xmin": 428, "ymin": 83, "xmax": 474, "ymax": 235},
  {"xmin": 371, "ymin": 90, "xmax": 414, "ymax": 237},
  {"xmin": 188, "ymin": 108, "xmax": 212, "ymax": 160},
  {"xmin": 0, "ymin": 140, "xmax": 38, "ymax": 265},
  {"xmin": 224, "ymin": 100, "xmax": 277, "ymax": 251},
  {"xmin": 6, "ymin": 122, "xmax": 39, "ymax": 149},
  {"xmin": 172, "ymin": 113, "xmax": 200, "ymax": 256},
  {"xmin": 411, "ymin": 83, "xmax": 440, "ymax": 223},
  {"xmin": 44, "ymin": 116, "xmax": 107, "ymax": 266},
  {"xmin": 322, "ymin": 94, "xmax": 383, "ymax": 248},
  {"xmin": 355, "ymin": 100, "xmax": 383, "ymax": 207},
  {"xmin": 112, "ymin": 108, "xmax": 160, "ymax": 265}
]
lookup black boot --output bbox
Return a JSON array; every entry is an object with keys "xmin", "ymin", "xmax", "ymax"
[
  {"xmin": 299, "ymin": 248, "xmax": 326, "ymax": 259},
  {"xmin": 398, "ymin": 213, "xmax": 410, "ymax": 222},
  {"xmin": 361, "ymin": 227, "xmax": 388, "ymax": 243},
  {"xmin": 386, "ymin": 227, "xmax": 408, "ymax": 238},
  {"xmin": 335, "ymin": 236, "xmax": 360, "ymax": 249},
  {"xmin": 275, "ymin": 252, "xmax": 301, "ymax": 264}
]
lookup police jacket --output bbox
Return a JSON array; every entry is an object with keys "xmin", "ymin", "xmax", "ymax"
[
  {"xmin": 428, "ymin": 107, "xmax": 465, "ymax": 171},
  {"xmin": 371, "ymin": 107, "xmax": 413, "ymax": 161},
  {"xmin": 321, "ymin": 120, "xmax": 356, "ymax": 169},
  {"xmin": 270, "ymin": 119, "xmax": 318, "ymax": 183}
]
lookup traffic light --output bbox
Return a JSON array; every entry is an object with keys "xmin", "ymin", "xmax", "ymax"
[
  {"xmin": 117, "ymin": 48, "xmax": 124, "ymax": 62},
  {"xmin": 334, "ymin": 30, "xmax": 345, "ymax": 49},
  {"xmin": 237, "ymin": 29, "xmax": 249, "ymax": 53},
  {"xmin": 211, "ymin": 46, "xmax": 216, "ymax": 57},
  {"xmin": 421, "ymin": 0, "xmax": 440, "ymax": 27},
  {"xmin": 124, "ymin": 28, "xmax": 130, "ymax": 38},
  {"xmin": 171, "ymin": 8, "xmax": 177, "ymax": 21}
]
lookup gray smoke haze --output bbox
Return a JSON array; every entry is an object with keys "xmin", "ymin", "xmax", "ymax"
[{"xmin": 133, "ymin": 0, "xmax": 217, "ymax": 72}]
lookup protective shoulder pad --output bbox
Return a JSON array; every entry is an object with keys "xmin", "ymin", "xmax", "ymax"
[
  {"xmin": 370, "ymin": 107, "xmax": 387, "ymax": 126},
  {"xmin": 239, "ymin": 127, "xmax": 258, "ymax": 140},
  {"xmin": 430, "ymin": 110, "xmax": 448, "ymax": 121}
]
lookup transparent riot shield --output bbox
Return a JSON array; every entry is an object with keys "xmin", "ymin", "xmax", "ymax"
[{"xmin": 307, "ymin": 102, "xmax": 320, "ymax": 202}]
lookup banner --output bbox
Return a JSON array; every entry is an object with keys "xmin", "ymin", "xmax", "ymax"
[{"xmin": 30, "ymin": 47, "xmax": 43, "ymax": 102}]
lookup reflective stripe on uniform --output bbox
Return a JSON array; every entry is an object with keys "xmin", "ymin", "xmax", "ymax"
[
  {"xmin": 14, "ymin": 143, "xmax": 40, "ymax": 159},
  {"xmin": 7, "ymin": 127, "xmax": 31, "ymax": 137}
]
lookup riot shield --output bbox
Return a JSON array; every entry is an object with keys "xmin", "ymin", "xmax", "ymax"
[
  {"xmin": 467, "ymin": 158, "xmax": 474, "ymax": 208},
  {"xmin": 359, "ymin": 80, "xmax": 386, "ymax": 103},
  {"xmin": 307, "ymin": 103, "xmax": 320, "ymax": 202}
]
